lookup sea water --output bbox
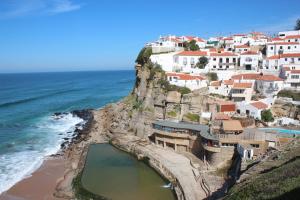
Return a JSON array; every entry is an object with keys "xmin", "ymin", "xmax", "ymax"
[{"xmin": 0, "ymin": 70, "xmax": 134, "ymax": 193}]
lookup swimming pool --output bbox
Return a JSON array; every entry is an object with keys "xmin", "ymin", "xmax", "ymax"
[{"xmin": 260, "ymin": 128, "xmax": 300, "ymax": 134}]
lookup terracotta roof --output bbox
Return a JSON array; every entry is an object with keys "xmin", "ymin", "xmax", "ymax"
[
  {"xmin": 210, "ymin": 81, "xmax": 221, "ymax": 86},
  {"xmin": 214, "ymin": 113, "xmax": 230, "ymax": 120},
  {"xmin": 210, "ymin": 52, "xmax": 237, "ymax": 57},
  {"xmin": 240, "ymin": 51, "xmax": 259, "ymax": 55},
  {"xmin": 167, "ymin": 72, "xmax": 206, "ymax": 80},
  {"xmin": 283, "ymin": 66, "xmax": 291, "ymax": 71},
  {"xmin": 235, "ymin": 44, "xmax": 250, "ymax": 48},
  {"xmin": 223, "ymin": 79, "xmax": 234, "ymax": 85},
  {"xmin": 280, "ymin": 53, "xmax": 300, "ymax": 58},
  {"xmin": 267, "ymin": 55, "xmax": 280, "ymax": 60},
  {"xmin": 176, "ymin": 51, "xmax": 207, "ymax": 56},
  {"xmin": 231, "ymin": 73, "xmax": 260, "ymax": 80},
  {"xmin": 256, "ymin": 75, "xmax": 283, "ymax": 81},
  {"xmin": 232, "ymin": 82, "xmax": 252, "ymax": 89},
  {"xmin": 194, "ymin": 37, "xmax": 205, "ymax": 42},
  {"xmin": 223, "ymin": 120, "xmax": 243, "ymax": 131},
  {"xmin": 284, "ymin": 35, "xmax": 300, "ymax": 39},
  {"xmin": 232, "ymin": 34, "xmax": 246, "ymax": 36},
  {"xmin": 268, "ymin": 42, "xmax": 299, "ymax": 45},
  {"xmin": 223, "ymin": 37, "xmax": 233, "ymax": 41},
  {"xmin": 250, "ymin": 101, "xmax": 268, "ymax": 110},
  {"xmin": 291, "ymin": 70, "xmax": 300, "ymax": 74},
  {"xmin": 217, "ymin": 100, "xmax": 235, "ymax": 106},
  {"xmin": 271, "ymin": 37, "xmax": 284, "ymax": 41}
]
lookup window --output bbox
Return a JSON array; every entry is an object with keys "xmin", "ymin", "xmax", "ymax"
[
  {"xmin": 213, "ymin": 65, "xmax": 216, "ymax": 68},
  {"xmin": 250, "ymin": 144, "xmax": 259, "ymax": 148},
  {"xmin": 174, "ymin": 57, "xmax": 179, "ymax": 63},
  {"xmin": 190, "ymin": 57, "xmax": 195, "ymax": 65},
  {"xmin": 226, "ymin": 65, "xmax": 229, "ymax": 69},
  {"xmin": 288, "ymin": 46, "xmax": 291, "ymax": 50},
  {"xmin": 298, "ymin": 58, "xmax": 300, "ymax": 61},
  {"xmin": 226, "ymin": 58, "xmax": 229, "ymax": 63},
  {"xmin": 219, "ymin": 58, "xmax": 223, "ymax": 63},
  {"xmin": 291, "ymin": 75, "xmax": 299, "ymax": 79},
  {"xmin": 285, "ymin": 58, "xmax": 288, "ymax": 61},
  {"xmin": 270, "ymin": 46, "xmax": 274, "ymax": 50},
  {"xmin": 275, "ymin": 66, "xmax": 278, "ymax": 70},
  {"xmin": 213, "ymin": 58, "xmax": 216, "ymax": 61},
  {"xmin": 280, "ymin": 46, "xmax": 283, "ymax": 49},
  {"xmin": 183, "ymin": 57, "xmax": 187, "ymax": 65},
  {"xmin": 288, "ymin": 40, "xmax": 291, "ymax": 42},
  {"xmin": 233, "ymin": 58, "xmax": 236, "ymax": 63},
  {"xmin": 296, "ymin": 39, "xmax": 298, "ymax": 42}
]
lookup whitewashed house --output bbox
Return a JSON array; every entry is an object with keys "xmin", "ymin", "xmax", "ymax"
[
  {"xmin": 166, "ymin": 72, "xmax": 207, "ymax": 91},
  {"xmin": 208, "ymin": 52, "xmax": 238, "ymax": 71},
  {"xmin": 266, "ymin": 42, "xmax": 300, "ymax": 57},
  {"xmin": 278, "ymin": 30, "xmax": 300, "ymax": 38},
  {"xmin": 150, "ymin": 52, "xmax": 179, "ymax": 72},
  {"xmin": 234, "ymin": 44, "xmax": 250, "ymax": 53},
  {"xmin": 236, "ymin": 101, "xmax": 269, "ymax": 120},
  {"xmin": 173, "ymin": 51, "xmax": 208, "ymax": 73},
  {"xmin": 263, "ymin": 53, "xmax": 300, "ymax": 74},
  {"xmin": 150, "ymin": 35, "xmax": 184, "ymax": 54},
  {"xmin": 230, "ymin": 82, "xmax": 254, "ymax": 102},
  {"xmin": 284, "ymin": 70, "xmax": 300, "ymax": 90},
  {"xmin": 240, "ymin": 51, "xmax": 262, "ymax": 71},
  {"xmin": 209, "ymin": 79, "xmax": 234, "ymax": 97},
  {"xmin": 283, "ymin": 35, "xmax": 300, "ymax": 43},
  {"xmin": 256, "ymin": 74, "xmax": 284, "ymax": 97}
]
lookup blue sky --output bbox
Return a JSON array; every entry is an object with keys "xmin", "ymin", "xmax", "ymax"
[{"xmin": 0, "ymin": 0, "xmax": 299, "ymax": 73}]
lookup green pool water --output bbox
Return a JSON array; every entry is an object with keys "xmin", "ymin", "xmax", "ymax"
[{"xmin": 81, "ymin": 144, "xmax": 176, "ymax": 200}]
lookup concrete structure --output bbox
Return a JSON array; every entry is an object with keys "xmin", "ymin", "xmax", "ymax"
[
  {"xmin": 256, "ymin": 74, "xmax": 284, "ymax": 97},
  {"xmin": 266, "ymin": 42, "xmax": 300, "ymax": 57},
  {"xmin": 209, "ymin": 52, "xmax": 238, "ymax": 71},
  {"xmin": 236, "ymin": 101, "xmax": 269, "ymax": 120},
  {"xmin": 239, "ymin": 51, "xmax": 261, "ymax": 71},
  {"xmin": 230, "ymin": 82, "xmax": 253, "ymax": 102},
  {"xmin": 173, "ymin": 51, "xmax": 208, "ymax": 73}
]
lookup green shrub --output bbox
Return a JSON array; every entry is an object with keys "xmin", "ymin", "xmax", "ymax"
[
  {"xmin": 183, "ymin": 40, "xmax": 200, "ymax": 51},
  {"xmin": 167, "ymin": 111, "xmax": 177, "ymax": 117},
  {"xmin": 184, "ymin": 113, "xmax": 200, "ymax": 122},
  {"xmin": 136, "ymin": 47, "xmax": 152, "ymax": 65},
  {"xmin": 261, "ymin": 109, "xmax": 274, "ymax": 122},
  {"xmin": 206, "ymin": 72, "xmax": 218, "ymax": 81},
  {"xmin": 278, "ymin": 90, "xmax": 300, "ymax": 101},
  {"xmin": 196, "ymin": 56, "xmax": 208, "ymax": 69},
  {"xmin": 177, "ymin": 87, "xmax": 191, "ymax": 95}
]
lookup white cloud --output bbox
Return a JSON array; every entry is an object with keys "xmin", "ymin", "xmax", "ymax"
[{"xmin": 0, "ymin": 0, "xmax": 82, "ymax": 19}]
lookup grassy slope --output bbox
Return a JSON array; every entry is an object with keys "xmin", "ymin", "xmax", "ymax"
[{"xmin": 225, "ymin": 139, "xmax": 300, "ymax": 200}]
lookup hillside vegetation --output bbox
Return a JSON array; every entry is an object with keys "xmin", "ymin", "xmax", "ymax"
[{"xmin": 225, "ymin": 138, "xmax": 300, "ymax": 200}]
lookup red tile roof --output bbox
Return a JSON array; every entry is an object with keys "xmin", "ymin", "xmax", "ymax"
[
  {"xmin": 291, "ymin": 70, "xmax": 300, "ymax": 74},
  {"xmin": 210, "ymin": 52, "xmax": 237, "ymax": 57},
  {"xmin": 235, "ymin": 44, "xmax": 250, "ymax": 48},
  {"xmin": 210, "ymin": 81, "xmax": 221, "ymax": 86},
  {"xmin": 167, "ymin": 72, "xmax": 206, "ymax": 80},
  {"xmin": 256, "ymin": 75, "xmax": 283, "ymax": 81},
  {"xmin": 223, "ymin": 79, "xmax": 234, "ymax": 85},
  {"xmin": 214, "ymin": 113, "xmax": 230, "ymax": 120},
  {"xmin": 267, "ymin": 55, "xmax": 280, "ymax": 60},
  {"xmin": 280, "ymin": 53, "xmax": 300, "ymax": 58},
  {"xmin": 240, "ymin": 51, "xmax": 259, "ymax": 55},
  {"xmin": 223, "ymin": 37, "xmax": 233, "ymax": 41},
  {"xmin": 250, "ymin": 101, "xmax": 268, "ymax": 110},
  {"xmin": 284, "ymin": 35, "xmax": 300, "ymax": 39},
  {"xmin": 232, "ymin": 34, "xmax": 246, "ymax": 36},
  {"xmin": 194, "ymin": 37, "xmax": 205, "ymax": 42},
  {"xmin": 176, "ymin": 51, "xmax": 207, "ymax": 56},
  {"xmin": 269, "ymin": 42, "xmax": 299, "ymax": 45},
  {"xmin": 271, "ymin": 37, "xmax": 284, "ymax": 41},
  {"xmin": 232, "ymin": 82, "xmax": 252, "ymax": 89},
  {"xmin": 231, "ymin": 73, "xmax": 260, "ymax": 80}
]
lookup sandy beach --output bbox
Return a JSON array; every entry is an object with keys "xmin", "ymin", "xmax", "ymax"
[{"xmin": 0, "ymin": 157, "xmax": 65, "ymax": 200}]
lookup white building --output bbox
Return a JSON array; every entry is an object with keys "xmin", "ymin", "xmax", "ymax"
[
  {"xmin": 278, "ymin": 30, "xmax": 300, "ymax": 38},
  {"xmin": 230, "ymin": 82, "xmax": 254, "ymax": 102},
  {"xmin": 209, "ymin": 80, "xmax": 234, "ymax": 97},
  {"xmin": 150, "ymin": 52, "xmax": 179, "ymax": 72},
  {"xmin": 283, "ymin": 35, "xmax": 300, "ymax": 43},
  {"xmin": 263, "ymin": 53, "xmax": 300, "ymax": 74},
  {"xmin": 240, "ymin": 51, "xmax": 262, "ymax": 71},
  {"xmin": 209, "ymin": 52, "xmax": 238, "ymax": 71},
  {"xmin": 166, "ymin": 72, "xmax": 207, "ymax": 91},
  {"xmin": 234, "ymin": 44, "xmax": 250, "ymax": 53},
  {"xmin": 236, "ymin": 101, "xmax": 269, "ymax": 120},
  {"xmin": 256, "ymin": 75, "xmax": 284, "ymax": 97},
  {"xmin": 150, "ymin": 35, "xmax": 184, "ymax": 54},
  {"xmin": 266, "ymin": 42, "xmax": 300, "ymax": 57},
  {"xmin": 284, "ymin": 69, "xmax": 300, "ymax": 90},
  {"xmin": 173, "ymin": 51, "xmax": 208, "ymax": 73}
]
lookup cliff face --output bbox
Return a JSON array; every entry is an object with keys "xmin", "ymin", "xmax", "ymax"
[{"xmin": 102, "ymin": 61, "xmax": 214, "ymax": 139}]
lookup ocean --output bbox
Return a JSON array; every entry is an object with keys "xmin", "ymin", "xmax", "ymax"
[{"xmin": 0, "ymin": 70, "xmax": 135, "ymax": 193}]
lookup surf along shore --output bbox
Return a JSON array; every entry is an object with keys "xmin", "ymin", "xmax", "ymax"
[{"xmin": 0, "ymin": 62, "xmax": 223, "ymax": 200}]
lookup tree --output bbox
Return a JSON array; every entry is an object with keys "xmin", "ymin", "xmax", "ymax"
[
  {"xmin": 196, "ymin": 56, "xmax": 208, "ymax": 69},
  {"xmin": 184, "ymin": 40, "xmax": 200, "ymax": 51},
  {"xmin": 136, "ymin": 47, "xmax": 152, "ymax": 65},
  {"xmin": 295, "ymin": 19, "xmax": 300, "ymax": 30},
  {"xmin": 261, "ymin": 109, "xmax": 274, "ymax": 122},
  {"xmin": 206, "ymin": 72, "xmax": 218, "ymax": 81}
]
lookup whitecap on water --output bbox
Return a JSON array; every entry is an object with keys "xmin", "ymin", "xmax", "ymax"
[{"xmin": 0, "ymin": 112, "xmax": 85, "ymax": 194}]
